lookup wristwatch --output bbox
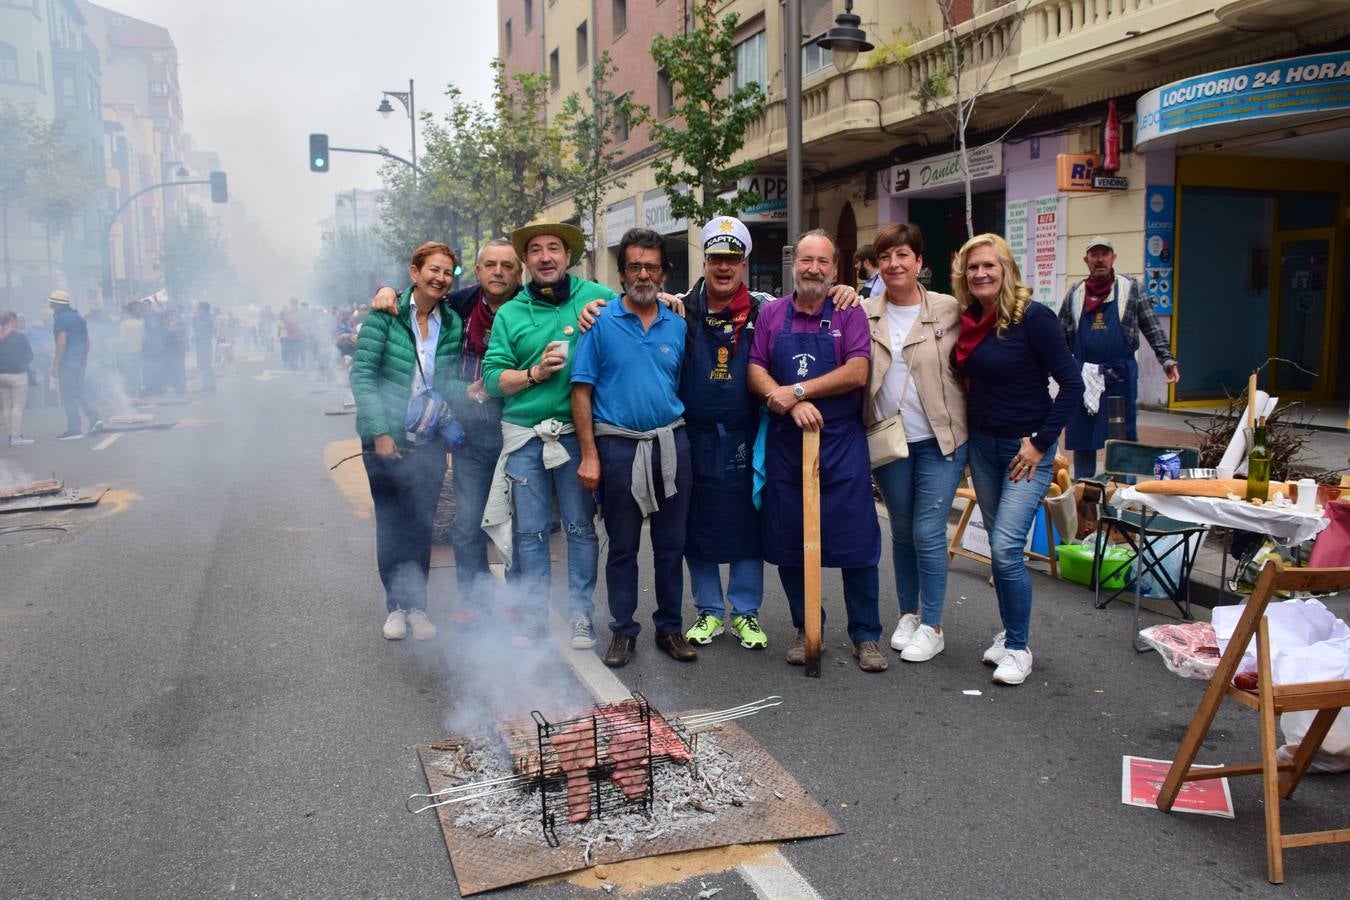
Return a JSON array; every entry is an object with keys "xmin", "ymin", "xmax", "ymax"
[{"xmin": 792, "ymin": 383, "xmax": 806, "ymax": 400}]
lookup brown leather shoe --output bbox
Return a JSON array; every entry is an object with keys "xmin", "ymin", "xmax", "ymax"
[
  {"xmin": 603, "ymin": 633, "xmax": 637, "ymax": 668},
  {"xmin": 785, "ymin": 633, "xmax": 806, "ymax": 666},
  {"xmin": 655, "ymin": 631, "xmax": 698, "ymax": 662},
  {"xmin": 852, "ymin": 640, "xmax": 889, "ymax": 672}
]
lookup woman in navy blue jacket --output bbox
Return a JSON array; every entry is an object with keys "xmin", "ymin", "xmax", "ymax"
[{"xmin": 952, "ymin": 234, "xmax": 1083, "ymax": 686}]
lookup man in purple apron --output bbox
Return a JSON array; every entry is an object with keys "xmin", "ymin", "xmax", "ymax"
[{"xmin": 747, "ymin": 229, "xmax": 887, "ymax": 672}]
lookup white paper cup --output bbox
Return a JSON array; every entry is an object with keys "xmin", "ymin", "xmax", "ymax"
[
  {"xmin": 1297, "ymin": 478, "xmax": 1318, "ymax": 512},
  {"xmin": 1215, "ymin": 465, "xmax": 1234, "ymax": 480},
  {"xmin": 547, "ymin": 340, "xmax": 569, "ymax": 360}
]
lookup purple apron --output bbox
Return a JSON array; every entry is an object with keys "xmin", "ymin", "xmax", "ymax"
[{"xmin": 761, "ymin": 297, "xmax": 880, "ymax": 569}]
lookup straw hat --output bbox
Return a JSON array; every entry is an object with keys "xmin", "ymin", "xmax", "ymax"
[
  {"xmin": 511, "ymin": 222, "xmax": 585, "ymax": 269},
  {"xmin": 48, "ymin": 289, "xmax": 72, "ymax": 305}
]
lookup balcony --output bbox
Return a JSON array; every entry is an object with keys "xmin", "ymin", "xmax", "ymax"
[{"xmin": 740, "ymin": 0, "xmax": 1350, "ymax": 173}]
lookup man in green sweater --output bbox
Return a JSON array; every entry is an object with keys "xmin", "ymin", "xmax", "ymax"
[{"xmin": 481, "ymin": 223, "xmax": 617, "ymax": 648}]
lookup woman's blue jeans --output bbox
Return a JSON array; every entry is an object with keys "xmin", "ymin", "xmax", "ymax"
[
  {"xmin": 872, "ymin": 439, "xmax": 968, "ymax": 627},
  {"xmin": 503, "ymin": 433, "xmax": 598, "ymax": 620},
  {"xmin": 967, "ymin": 430, "xmax": 1056, "ymax": 651}
]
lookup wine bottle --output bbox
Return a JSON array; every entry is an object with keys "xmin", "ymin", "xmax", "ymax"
[{"xmin": 1245, "ymin": 416, "xmax": 1271, "ymax": 502}]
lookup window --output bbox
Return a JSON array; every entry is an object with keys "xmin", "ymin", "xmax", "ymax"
[
  {"xmin": 656, "ymin": 69, "xmax": 673, "ymax": 119},
  {"xmin": 504, "ymin": 19, "xmax": 512, "ymax": 55},
  {"xmin": 612, "ymin": 0, "xmax": 627, "ymax": 37},
  {"xmin": 549, "ymin": 48, "xmax": 560, "ymax": 91},
  {"xmin": 802, "ymin": 41, "xmax": 831, "ymax": 77},
  {"xmin": 613, "ymin": 98, "xmax": 630, "ymax": 143},
  {"xmin": 0, "ymin": 43, "xmax": 17, "ymax": 83},
  {"xmin": 576, "ymin": 21, "xmax": 588, "ymax": 70},
  {"xmin": 149, "ymin": 81, "xmax": 169, "ymax": 96},
  {"xmin": 524, "ymin": 0, "xmax": 533, "ymax": 32},
  {"xmin": 59, "ymin": 72, "xmax": 75, "ymax": 107},
  {"xmin": 732, "ymin": 31, "xmax": 766, "ymax": 92}
]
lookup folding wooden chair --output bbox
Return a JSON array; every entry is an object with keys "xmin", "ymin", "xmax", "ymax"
[{"xmin": 1157, "ymin": 560, "xmax": 1350, "ymax": 883}]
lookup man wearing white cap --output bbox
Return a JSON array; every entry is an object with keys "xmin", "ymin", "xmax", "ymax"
[
  {"xmin": 48, "ymin": 290, "xmax": 102, "ymax": 440},
  {"xmin": 1057, "ymin": 236, "xmax": 1179, "ymax": 477}
]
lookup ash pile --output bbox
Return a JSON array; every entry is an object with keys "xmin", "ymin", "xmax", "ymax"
[{"xmin": 410, "ymin": 695, "xmax": 780, "ymax": 861}]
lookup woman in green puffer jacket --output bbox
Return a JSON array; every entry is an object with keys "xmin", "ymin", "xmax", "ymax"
[{"xmin": 350, "ymin": 241, "xmax": 467, "ymax": 642}]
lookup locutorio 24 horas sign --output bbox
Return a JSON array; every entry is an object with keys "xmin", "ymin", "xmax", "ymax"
[{"xmin": 1135, "ymin": 50, "xmax": 1350, "ymax": 145}]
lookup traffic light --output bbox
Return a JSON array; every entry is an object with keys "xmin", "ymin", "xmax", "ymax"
[
  {"xmin": 209, "ymin": 171, "xmax": 228, "ymax": 203},
  {"xmin": 309, "ymin": 133, "xmax": 329, "ymax": 173}
]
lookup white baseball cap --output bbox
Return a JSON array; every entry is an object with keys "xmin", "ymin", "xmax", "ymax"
[{"xmin": 1085, "ymin": 236, "xmax": 1114, "ymax": 253}]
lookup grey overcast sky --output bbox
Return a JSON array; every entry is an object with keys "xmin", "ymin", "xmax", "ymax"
[{"xmin": 107, "ymin": 1, "xmax": 499, "ymax": 287}]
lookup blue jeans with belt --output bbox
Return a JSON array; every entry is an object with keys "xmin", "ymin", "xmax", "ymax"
[
  {"xmin": 872, "ymin": 438, "xmax": 968, "ymax": 627},
  {"xmin": 504, "ymin": 433, "xmax": 597, "ymax": 621},
  {"xmin": 966, "ymin": 430, "xmax": 1056, "ymax": 651}
]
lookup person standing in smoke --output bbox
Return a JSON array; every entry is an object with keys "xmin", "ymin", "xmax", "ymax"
[
  {"xmin": 370, "ymin": 238, "xmax": 525, "ymax": 625},
  {"xmin": 49, "ymin": 290, "xmax": 102, "ymax": 440},
  {"xmin": 351, "ymin": 242, "xmax": 467, "ymax": 642},
  {"xmin": 193, "ymin": 302, "xmax": 216, "ymax": 393}
]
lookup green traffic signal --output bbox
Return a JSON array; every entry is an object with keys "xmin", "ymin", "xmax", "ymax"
[{"xmin": 309, "ymin": 133, "xmax": 329, "ymax": 173}]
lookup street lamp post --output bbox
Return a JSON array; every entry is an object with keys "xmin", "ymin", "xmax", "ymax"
[
  {"xmin": 377, "ymin": 79, "xmax": 417, "ymax": 187},
  {"xmin": 786, "ymin": 0, "xmax": 803, "ymax": 243}
]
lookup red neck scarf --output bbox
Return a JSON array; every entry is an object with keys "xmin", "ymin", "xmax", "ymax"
[
  {"xmin": 1082, "ymin": 272, "xmax": 1114, "ymax": 316},
  {"xmin": 708, "ymin": 283, "xmax": 752, "ymax": 350},
  {"xmin": 953, "ymin": 300, "xmax": 997, "ymax": 369},
  {"xmin": 463, "ymin": 291, "xmax": 497, "ymax": 360}
]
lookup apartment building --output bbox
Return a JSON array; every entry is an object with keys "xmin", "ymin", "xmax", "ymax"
[{"xmin": 501, "ymin": 0, "xmax": 1350, "ymax": 408}]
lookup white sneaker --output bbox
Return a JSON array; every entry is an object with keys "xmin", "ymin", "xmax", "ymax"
[
  {"xmin": 900, "ymin": 624, "xmax": 945, "ymax": 662},
  {"xmin": 382, "ymin": 610, "xmax": 407, "ymax": 640},
  {"xmin": 992, "ymin": 648, "xmax": 1033, "ymax": 685},
  {"xmin": 407, "ymin": 609, "xmax": 437, "ymax": 641},
  {"xmin": 889, "ymin": 612, "xmax": 921, "ymax": 651},
  {"xmin": 9, "ymin": 435, "xmax": 33, "ymax": 445},
  {"xmin": 981, "ymin": 631, "xmax": 1008, "ymax": 666}
]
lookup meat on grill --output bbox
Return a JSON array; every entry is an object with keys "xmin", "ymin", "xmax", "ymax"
[
  {"xmin": 594, "ymin": 701, "xmax": 691, "ymax": 763},
  {"xmin": 549, "ymin": 721, "xmax": 597, "ymax": 823},
  {"xmin": 607, "ymin": 728, "xmax": 650, "ymax": 801}
]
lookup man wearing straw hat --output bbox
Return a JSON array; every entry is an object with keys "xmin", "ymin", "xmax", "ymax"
[
  {"xmin": 48, "ymin": 290, "xmax": 102, "ymax": 440},
  {"xmin": 481, "ymin": 223, "xmax": 616, "ymax": 649}
]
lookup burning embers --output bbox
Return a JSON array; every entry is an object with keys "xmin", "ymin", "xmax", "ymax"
[{"xmin": 408, "ymin": 694, "xmax": 781, "ymax": 850}]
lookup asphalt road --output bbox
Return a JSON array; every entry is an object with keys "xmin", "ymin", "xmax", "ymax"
[{"xmin": 3, "ymin": 356, "xmax": 1348, "ymax": 898}]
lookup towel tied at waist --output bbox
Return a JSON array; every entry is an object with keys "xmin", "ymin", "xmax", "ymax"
[
  {"xmin": 593, "ymin": 418, "xmax": 686, "ymax": 516},
  {"xmin": 482, "ymin": 418, "xmax": 576, "ymax": 566}
]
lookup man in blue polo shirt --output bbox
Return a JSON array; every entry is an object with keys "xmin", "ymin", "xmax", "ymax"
[{"xmin": 572, "ymin": 227, "xmax": 694, "ymax": 668}]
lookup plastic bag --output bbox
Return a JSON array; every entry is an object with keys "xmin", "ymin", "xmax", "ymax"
[
  {"xmin": 1275, "ymin": 612, "xmax": 1350, "ymax": 773},
  {"xmin": 1138, "ymin": 622, "xmax": 1220, "ymax": 680},
  {"xmin": 1134, "ymin": 531, "xmax": 1206, "ymax": 599}
]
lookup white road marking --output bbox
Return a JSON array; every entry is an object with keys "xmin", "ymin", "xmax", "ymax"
[
  {"xmin": 91, "ymin": 433, "xmax": 122, "ymax": 452},
  {"xmin": 540, "ymin": 602, "xmax": 822, "ymax": 899}
]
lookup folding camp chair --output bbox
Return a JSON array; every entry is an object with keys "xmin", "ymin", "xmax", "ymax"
[
  {"xmin": 1157, "ymin": 560, "xmax": 1350, "ymax": 884},
  {"xmin": 1087, "ymin": 440, "xmax": 1207, "ymax": 651}
]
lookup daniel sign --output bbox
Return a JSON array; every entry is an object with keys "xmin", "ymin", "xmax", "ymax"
[{"xmin": 887, "ymin": 144, "xmax": 1003, "ymax": 197}]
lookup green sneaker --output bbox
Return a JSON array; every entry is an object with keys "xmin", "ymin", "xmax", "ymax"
[
  {"xmin": 684, "ymin": 612, "xmax": 724, "ymax": 645},
  {"xmin": 731, "ymin": 614, "xmax": 768, "ymax": 650}
]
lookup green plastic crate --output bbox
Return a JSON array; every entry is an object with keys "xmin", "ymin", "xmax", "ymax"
[{"xmin": 1056, "ymin": 543, "xmax": 1134, "ymax": 590}]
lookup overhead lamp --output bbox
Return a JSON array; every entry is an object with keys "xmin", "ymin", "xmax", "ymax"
[
  {"xmin": 816, "ymin": 0, "xmax": 875, "ymax": 74},
  {"xmin": 376, "ymin": 97, "xmax": 395, "ymax": 119}
]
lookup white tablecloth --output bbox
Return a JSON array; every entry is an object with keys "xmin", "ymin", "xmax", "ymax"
[{"xmin": 1113, "ymin": 486, "xmax": 1329, "ymax": 546}]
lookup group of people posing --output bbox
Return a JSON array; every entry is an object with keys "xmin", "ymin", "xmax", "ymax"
[{"xmin": 351, "ymin": 215, "xmax": 1176, "ymax": 687}]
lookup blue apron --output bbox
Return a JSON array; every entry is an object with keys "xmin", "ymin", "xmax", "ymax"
[
  {"xmin": 761, "ymin": 298, "xmax": 880, "ymax": 569},
  {"xmin": 1065, "ymin": 286, "xmax": 1137, "ymax": 451},
  {"xmin": 680, "ymin": 300, "xmax": 761, "ymax": 562}
]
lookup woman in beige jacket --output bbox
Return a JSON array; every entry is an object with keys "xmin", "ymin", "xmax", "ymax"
[{"xmin": 862, "ymin": 223, "xmax": 968, "ymax": 663}]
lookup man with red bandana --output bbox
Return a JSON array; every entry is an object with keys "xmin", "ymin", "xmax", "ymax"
[{"xmin": 1057, "ymin": 236, "xmax": 1179, "ymax": 478}]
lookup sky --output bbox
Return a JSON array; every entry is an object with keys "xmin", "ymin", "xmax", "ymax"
[{"xmin": 105, "ymin": 0, "xmax": 499, "ymax": 293}]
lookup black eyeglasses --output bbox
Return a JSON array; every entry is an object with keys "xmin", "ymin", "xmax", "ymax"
[{"xmin": 624, "ymin": 262, "xmax": 663, "ymax": 275}]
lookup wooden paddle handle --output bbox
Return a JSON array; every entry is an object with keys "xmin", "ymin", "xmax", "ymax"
[{"xmin": 802, "ymin": 429, "xmax": 822, "ymax": 678}]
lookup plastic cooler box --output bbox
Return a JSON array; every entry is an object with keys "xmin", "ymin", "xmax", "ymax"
[{"xmin": 1056, "ymin": 542, "xmax": 1133, "ymax": 590}]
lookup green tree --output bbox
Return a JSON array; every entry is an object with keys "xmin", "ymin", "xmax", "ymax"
[
  {"xmin": 160, "ymin": 206, "xmax": 232, "ymax": 303},
  {"xmin": 636, "ymin": 1, "xmax": 766, "ymax": 227},
  {"xmin": 484, "ymin": 60, "xmax": 562, "ymax": 234},
  {"xmin": 0, "ymin": 104, "xmax": 57, "ymax": 305},
  {"xmin": 26, "ymin": 139, "xmax": 99, "ymax": 282},
  {"xmin": 315, "ymin": 227, "xmax": 403, "ymax": 308},
  {"xmin": 556, "ymin": 52, "xmax": 631, "ymax": 278}
]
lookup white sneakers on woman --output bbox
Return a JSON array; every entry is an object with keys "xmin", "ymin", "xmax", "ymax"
[
  {"xmin": 382, "ymin": 609, "xmax": 437, "ymax": 641},
  {"xmin": 889, "ymin": 613, "xmax": 920, "ymax": 651},
  {"xmin": 983, "ymin": 630, "xmax": 1033, "ymax": 684},
  {"xmin": 900, "ymin": 624, "xmax": 945, "ymax": 662}
]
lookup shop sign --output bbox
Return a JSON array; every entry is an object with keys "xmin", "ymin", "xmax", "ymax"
[
  {"xmin": 1143, "ymin": 185, "xmax": 1175, "ymax": 316},
  {"xmin": 1056, "ymin": 153, "xmax": 1114, "ymax": 192},
  {"xmin": 721, "ymin": 174, "xmax": 789, "ymax": 223},
  {"xmin": 1135, "ymin": 49, "xmax": 1350, "ymax": 146},
  {"xmin": 1032, "ymin": 195, "xmax": 1062, "ymax": 308},
  {"xmin": 885, "ymin": 144, "xmax": 1002, "ymax": 196},
  {"xmin": 604, "ymin": 199, "xmax": 636, "ymax": 248},
  {"xmin": 642, "ymin": 187, "xmax": 689, "ymax": 236},
  {"xmin": 1092, "ymin": 175, "xmax": 1129, "ymax": 191},
  {"xmin": 1005, "ymin": 200, "xmax": 1031, "ymax": 286}
]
